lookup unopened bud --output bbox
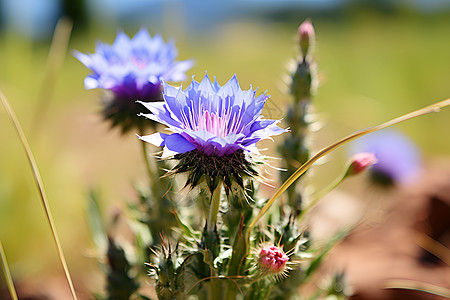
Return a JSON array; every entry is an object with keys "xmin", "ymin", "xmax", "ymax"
[
  {"xmin": 258, "ymin": 245, "xmax": 289, "ymax": 275},
  {"xmin": 298, "ymin": 19, "xmax": 315, "ymax": 57},
  {"xmin": 346, "ymin": 152, "xmax": 377, "ymax": 177}
]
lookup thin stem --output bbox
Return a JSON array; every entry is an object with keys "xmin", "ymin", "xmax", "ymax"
[
  {"xmin": 248, "ymin": 98, "xmax": 450, "ymax": 232},
  {"xmin": 138, "ymin": 125, "xmax": 160, "ymax": 200},
  {"xmin": 0, "ymin": 240, "xmax": 18, "ymax": 300},
  {"xmin": 141, "ymin": 138, "xmax": 156, "ymax": 181},
  {"xmin": 0, "ymin": 90, "xmax": 78, "ymax": 299},
  {"xmin": 384, "ymin": 279, "xmax": 450, "ymax": 298},
  {"xmin": 296, "ymin": 173, "xmax": 345, "ymax": 223},
  {"xmin": 208, "ymin": 182, "xmax": 222, "ymax": 232}
]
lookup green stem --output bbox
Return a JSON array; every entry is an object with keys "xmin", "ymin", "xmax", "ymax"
[
  {"xmin": 138, "ymin": 125, "xmax": 160, "ymax": 200},
  {"xmin": 138, "ymin": 124, "xmax": 156, "ymax": 180},
  {"xmin": 206, "ymin": 183, "xmax": 223, "ymax": 298},
  {"xmin": 0, "ymin": 240, "xmax": 18, "ymax": 300},
  {"xmin": 296, "ymin": 173, "xmax": 345, "ymax": 223},
  {"xmin": 141, "ymin": 139, "xmax": 155, "ymax": 180},
  {"xmin": 208, "ymin": 279, "xmax": 222, "ymax": 300},
  {"xmin": 207, "ymin": 181, "xmax": 222, "ymax": 232},
  {"xmin": 248, "ymin": 97, "xmax": 450, "ymax": 232},
  {"xmin": 225, "ymin": 285, "xmax": 237, "ymax": 300}
]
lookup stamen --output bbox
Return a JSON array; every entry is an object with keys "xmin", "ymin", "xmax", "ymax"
[{"xmin": 194, "ymin": 110, "xmax": 234, "ymax": 138}]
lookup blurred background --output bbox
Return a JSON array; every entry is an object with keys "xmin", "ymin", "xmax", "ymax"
[{"xmin": 0, "ymin": 0, "xmax": 449, "ymax": 298}]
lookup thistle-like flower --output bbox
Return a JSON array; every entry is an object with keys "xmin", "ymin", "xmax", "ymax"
[
  {"xmin": 75, "ymin": 28, "xmax": 193, "ymax": 132},
  {"xmin": 139, "ymin": 73, "xmax": 287, "ymax": 193},
  {"xmin": 257, "ymin": 245, "xmax": 290, "ymax": 280}
]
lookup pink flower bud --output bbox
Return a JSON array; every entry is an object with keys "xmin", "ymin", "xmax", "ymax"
[
  {"xmin": 298, "ymin": 19, "xmax": 315, "ymax": 56},
  {"xmin": 346, "ymin": 152, "xmax": 377, "ymax": 176},
  {"xmin": 258, "ymin": 245, "xmax": 289, "ymax": 274}
]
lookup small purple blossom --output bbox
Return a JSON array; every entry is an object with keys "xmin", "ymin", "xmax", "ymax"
[
  {"xmin": 351, "ymin": 129, "xmax": 422, "ymax": 185},
  {"xmin": 139, "ymin": 74, "xmax": 287, "ymax": 158},
  {"xmin": 74, "ymin": 28, "xmax": 193, "ymax": 101},
  {"xmin": 74, "ymin": 29, "xmax": 193, "ymax": 132}
]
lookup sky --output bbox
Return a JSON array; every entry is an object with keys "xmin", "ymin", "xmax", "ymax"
[{"xmin": 1, "ymin": 0, "xmax": 450, "ymax": 39}]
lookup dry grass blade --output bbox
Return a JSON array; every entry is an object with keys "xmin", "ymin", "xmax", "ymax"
[
  {"xmin": 416, "ymin": 232, "xmax": 450, "ymax": 265},
  {"xmin": 384, "ymin": 279, "xmax": 450, "ymax": 298},
  {"xmin": 249, "ymin": 98, "xmax": 450, "ymax": 231},
  {"xmin": 0, "ymin": 90, "xmax": 78, "ymax": 300},
  {"xmin": 30, "ymin": 17, "xmax": 73, "ymax": 134},
  {"xmin": 0, "ymin": 240, "xmax": 18, "ymax": 300}
]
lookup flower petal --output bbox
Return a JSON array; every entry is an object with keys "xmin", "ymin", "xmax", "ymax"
[
  {"xmin": 138, "ymin": 132, "xmax": 169, "ymax": 147},
  {"xmin": 84, "ymin": 75, "xmax": 100, "ymax": 89},
  {"xmin": 138, "ymin": 73, "xmax": 287, "ymax": 157},
  {"xmin": 75, "ymin": 29, "xmax": 192, "ymax": 100},
  {"xmin": 164, "ymin": 133, "xmax": 196, "ymax": 154}
]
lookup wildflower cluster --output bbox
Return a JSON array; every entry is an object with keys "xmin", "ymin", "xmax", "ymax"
[{"xmin": 77, "ymin": 23, "xmax": 376, "ymax": 300}]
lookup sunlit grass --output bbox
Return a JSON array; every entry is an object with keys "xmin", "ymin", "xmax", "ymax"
[{"xmin": 0, "ymin": 88, "xmax": 78, "ymax": 298}]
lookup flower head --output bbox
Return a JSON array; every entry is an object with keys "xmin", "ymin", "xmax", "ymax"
[
  {"xmin": 75, "ymin": 29, "xmax": 193, "ymax": 132},
  {"xmin": 345, "ymin": 152, "xmax": 377, "ymax": 177},
  {"xmin": 139, "ymin": 73, "xmax": 287, "ymax": 192},
  {"xmin": 351, "ymin": 129, "xmax": 422, "ymax": 186},
  {"xmin": 257, "ymin": 245, "xmax": 290, "ymax": 279}
]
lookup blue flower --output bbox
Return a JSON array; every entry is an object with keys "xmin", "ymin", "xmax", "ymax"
[
  {"xmin": 139, "ymin": 74, "xmax": 287, "ymax": 158},
  {"xmin": 74, "ymin": 29, "xmax": 193, "ymax": 132},
  {"xmin": 75, "ymin": 28, "xmax": 193, "ymax": 101},
  {"xmin": 351, "ymin": 129, "xmax": 422, "ymax": 186}
]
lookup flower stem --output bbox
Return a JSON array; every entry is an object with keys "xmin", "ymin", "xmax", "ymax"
[
  {"xmin": 249, "ymin": 97, "xmax": 450, "ymax": 231},
  {"xmin": 208, "ymin": 181, "xmax": 222, "ymax": 232},
  {"xmin": 208, "ymin": 279, "xmax": 222, "ymax": 300},
  {"xmin": 141, "ymin": 138, "xmax": 155, "ymax": 181},
  {"xmin": 296, "ymin": 173, "xmax": 345, "ymax": 223},
  {"xmin": 138, "ymin": 125, "xmax": 160, "ymax": 198}
]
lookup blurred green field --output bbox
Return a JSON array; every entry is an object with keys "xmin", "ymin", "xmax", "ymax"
[{"xmin": 0, "ymin": 7, "xmax": 450, "ymax": 295}]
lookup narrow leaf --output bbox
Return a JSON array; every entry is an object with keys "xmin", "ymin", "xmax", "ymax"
[
  {"xmin": 0, "ymin": 89, "xmax": 79, "ymax": 300},
  {"xmin": 0, "ymin": 240, "xmax": 18, "ymax": 300}
]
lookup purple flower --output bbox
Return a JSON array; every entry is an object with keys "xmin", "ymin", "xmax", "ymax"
[
  {"xmin": 74, "ymin": 29, "xmax": 193, "ymax": 132},
  {"xmin": 75, "ymin": 28, "xmax": 193, "ymax": 101},
  {"xmin": 139, "ymin": 74, "xmax": 287, "ymax": 158},
  {"xmin": 138, "ymin": 74, "xmax": 287, "ymax": 192},
  {"xmin": 351, "ymin": 129, "xmax": 422, "ymax": 186}
]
